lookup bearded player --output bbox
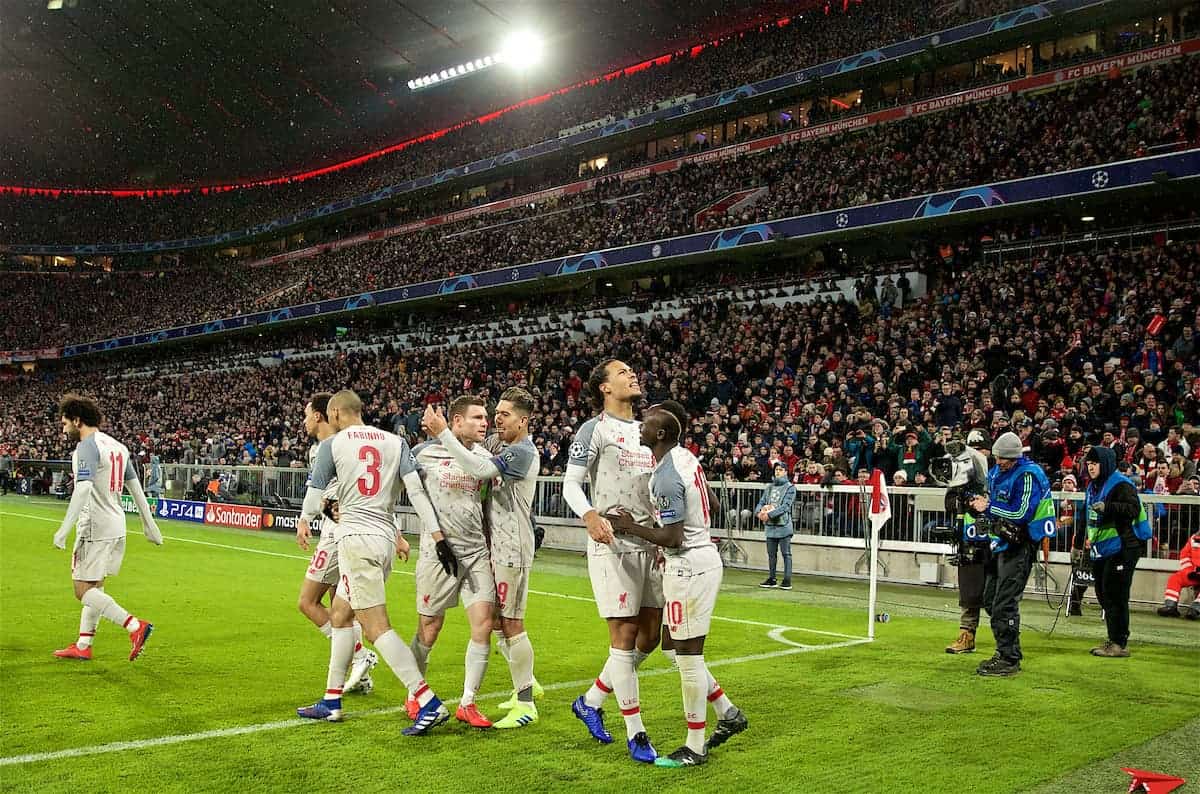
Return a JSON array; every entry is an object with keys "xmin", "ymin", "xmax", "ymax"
[
  {"xmin": 563, "ymin": 359, "xmax": 660, "ymax": 763},
  {"xmin": 423, "ymin": 387, "xmax": 543, "ymax": 729},
  {"xmin": 52, "ymin": 394, "xmax": 162, "ymax": 662}
]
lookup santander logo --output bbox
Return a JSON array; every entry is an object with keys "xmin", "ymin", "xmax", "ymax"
[{"xmin": 204, "ymin": 502, "xmax": 264, "ymax": 530}]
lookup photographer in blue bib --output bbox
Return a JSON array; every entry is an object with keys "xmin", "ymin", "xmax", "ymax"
[
  {"xmin": 1083, "ymin": 446, "xmax": 1151, "ymax": 658},
  {"xmin": 967, "ymin": 432, "xmax": 1057, "ymax": 677}
]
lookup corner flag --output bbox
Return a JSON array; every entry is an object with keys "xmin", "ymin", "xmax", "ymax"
[{"xmin": 868, "ymin": 468, "xmax": 891, "ymax": 533}]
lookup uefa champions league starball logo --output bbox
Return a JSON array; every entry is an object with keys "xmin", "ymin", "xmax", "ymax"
[
  {"xmin": 836, "ymin": 213, "xmax": 850, "ymax": 228},
  {"xmin": 1091, "ymin": 170, "xmax": 1110, "ymax": 189}
]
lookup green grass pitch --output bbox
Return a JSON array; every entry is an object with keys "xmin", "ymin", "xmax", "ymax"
[{"xmin": 1, "ymin": 495, "xmax": 1196, "ymax": 793}]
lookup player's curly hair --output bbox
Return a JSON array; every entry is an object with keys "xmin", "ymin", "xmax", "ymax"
[
  {"xmin": 58, "ymin": 393, "xmax": 102, "ymax": 427},
  {"xmin": 499, "ymin": 386, "xmax": 535, "ymax": 416},
  {"xmin": 587, "ymin": 358, "xmax": 618, "ymax": 413}
]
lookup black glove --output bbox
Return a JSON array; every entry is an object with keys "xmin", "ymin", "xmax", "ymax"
[
  {"xmin": 1091, "ymin": 501, "xmax": 1105, "ymax": 516},
  {"xmin": 435, "ymin": 538, "xmax": 459, "ymax": 577},
  {"xmin": 534, "ymin": 525, "xmax": 545, "ymax": 552}
]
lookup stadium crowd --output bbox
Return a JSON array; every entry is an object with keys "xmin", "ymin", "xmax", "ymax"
[
  {"xmin": 6, "ymin": 53, "xmax": 1200, "ymax": 351},
  {"xmin": 1, "ymin": 0, "xmax": 1051, "ymax": 245},
  {"xmin": 3, "ymin": 240, "xmax": 1197, "ymax": 515}
]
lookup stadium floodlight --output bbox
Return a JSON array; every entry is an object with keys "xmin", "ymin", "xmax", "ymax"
[
  {"xmin": 1081, "ymin": 215, "xmax": 1095, "ymax": 222},
  {"xmin": 465, "ymin": 61, "xmax": 475, "ymax": 72},
  {"xmin": 501, "ymin": 30, "xmax": 544, "ymax": 68},
  {"xmin": 475, "ymin": 59, "xmax": 485, "ymax": 69},
  {"xmin": 483, "ymin": 55, "xmax": 493, "ymax": 67},
  {"xmin": 440, "ymin": 69, "xmax": 449, "ymax": 79}
]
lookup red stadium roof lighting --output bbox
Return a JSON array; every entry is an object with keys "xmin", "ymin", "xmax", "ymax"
[{"xmin": 0, "ymin": 10, "xmax": 814, "ymax": 198}]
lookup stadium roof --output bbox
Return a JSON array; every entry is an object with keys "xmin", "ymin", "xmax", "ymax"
[{"xmin": 0, "ymin": 0, "xmax": 800, "ymax": 187}]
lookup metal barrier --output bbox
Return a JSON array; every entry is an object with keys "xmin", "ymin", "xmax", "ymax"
[{"xmin": 13, "ymin": 461, "xmax": 1198, "ymax": 569}]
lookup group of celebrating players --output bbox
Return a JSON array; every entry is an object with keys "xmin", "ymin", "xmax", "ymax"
[{"xmin": 47, "ymin": 358, "xmax": 748, "ymax": 768}]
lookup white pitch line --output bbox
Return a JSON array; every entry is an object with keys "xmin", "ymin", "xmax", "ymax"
[
  {"xmin": 0, "ymin": 635, "xmax": 870, "ymax": 767},
  {"xmin": 2, "ymin": 510, "xmax": 871, "ymax": 637},
  {"xmin": 0, "ymin": 507, "xmax": 872, "ymax": 767}
]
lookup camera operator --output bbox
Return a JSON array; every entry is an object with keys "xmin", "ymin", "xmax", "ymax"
[
  {"xmin": 939, "ymin": 431, "xmax": 991, "ymax": 655},
  {"xmin": 1083, "ymin": 447, "xmax": 1151, "ymax": 657},
  {"xmin": 969, "ymin": 432, "xmax": 1056, "ymax": 677}
]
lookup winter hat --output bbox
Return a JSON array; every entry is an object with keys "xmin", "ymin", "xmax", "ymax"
[{"xmin": 993, "ymin": 432, "xmax": 1024, "ymax": 459}]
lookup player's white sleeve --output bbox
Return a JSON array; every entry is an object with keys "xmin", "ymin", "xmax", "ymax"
[
  {"xmin": 402, "ymin": 470, "xmax": 441, "ymax": 534},
  {"xmin": 54, "ymin": 480, "xmax": 94, "ymax": 546},
  {"xmin": 436, "ymin": 429, "xmax": 500, "ymax": 481},
  {"xmin": 563, "ymin": 463, "xmax": 595, "ymax": 519},
  {"xmin": 301, "ymin": 486, "xmax": 325, "ymax": 522},
  {"xmin": 125, "ymin": 477, "xmax": 164, "ymax": 545}
]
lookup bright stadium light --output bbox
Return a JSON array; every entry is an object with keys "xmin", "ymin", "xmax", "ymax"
[{"xmin": 501, "ymin": 30, "xmax": 544, "ymax": 68}]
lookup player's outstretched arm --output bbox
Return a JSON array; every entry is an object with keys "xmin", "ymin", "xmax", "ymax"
[
  {"xmin": 53, "ymin": 480, "xmax": 93, "ymax": 549},
  {"xmin": 606, "ymin": 509, "xmax": 684, "ymax": 548},
  {"xmin": 125, "ymin": 476, "xmax": 164, "ymax": 545},
  {"xmin": 435, "ymin": 428, "xmax": 501, "ymax": 481}
]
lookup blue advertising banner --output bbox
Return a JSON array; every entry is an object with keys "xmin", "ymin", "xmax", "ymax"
[
  {"xmin": 155, "ymin": 498, "xmax": 207, "ymax": 524},
  {"xmin": 9, "ymin": 0, "xmax": 1105, "ymax": 257},
  {"xmin": 58, "ymin": 148, "xmax": 1200, "ymax": 358}
]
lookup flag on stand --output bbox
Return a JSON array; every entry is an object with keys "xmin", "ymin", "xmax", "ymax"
[{"xmin": 868, "ymin": 468, "xmax": 891, "ymax": 534}]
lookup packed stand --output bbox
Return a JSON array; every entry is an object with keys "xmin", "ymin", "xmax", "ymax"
[
  {"xmin": 7, "ymin": 54, "xmax": 1200, "ymax": 351},
  {"xmin": 0, "ymin": 0, "xmax": 1038, "ymax": 246}
]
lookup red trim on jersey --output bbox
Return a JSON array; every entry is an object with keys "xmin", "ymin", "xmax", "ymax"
[
  {"xmin": 595, "ymin": 678, "xmax": 612, "ymax": 694},
  {"xmin": 707, "ymin": 687, "xmax": 724, "ymax": 702},
  {"xmin": 620, "ymin": 706, "xmax": 641, "ymax": 716},
  {"xmin": 687, "ymin": 721, "xmax": 707, "ymax": 730},
  {"xmin": 122, "ymin": 616, "xmax": 136, "ymax": 629}
]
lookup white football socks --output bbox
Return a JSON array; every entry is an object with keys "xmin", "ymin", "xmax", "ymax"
[
  {"xmin": 317, "ymin": 621, "xmax": 334, "ymax": 639},
  {"xmin": 493, "ymin": 629, "xmax": 511, "ymax": 662},
  {"xmin": 607, "ymin": 647, "xmax": 645, "ymax": 740},
  {"xmin": 707, "ymin": 673, "xmax": 736, "ymax": 718},
  {"xmin": 325, "ymin": 626, "xmax": 355, "ymax": 702},
  {"xmin": 677, "ymin": 654, "xmax": 709, "ymax": 754},
  {"xmin": 81, "ymin": 588, "xmax": 138, "ymax": 633},
  {"xmin": 461, "ymin": 640, "xmax": 490, "ymax": 706},
  {"xmin": 76, "ymin": 604, "xmax": 100, "ymax": 649},
  {"xmin": 375, "ymin": 630, "xmax": 434, "ymax": 707},
  {"xmin": 587, "ymin": 646, "xmax": 650, "ymax": 708},
  {"xmin": 506, "ymin": 632, "xmax": 536, "ymax": 701}
]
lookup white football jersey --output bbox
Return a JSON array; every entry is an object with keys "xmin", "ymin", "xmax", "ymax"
[
  {"xmin": 651, "ymin": 446, "xmax": 715, "ymax": 556},
  {"xmin": 310, "ymin": 424, "xmax": 415, "ymax": 540},
  {"xmin": 413, "ymin": 439, "xmax": 489, "ymax": 561},
  {"xmin": 568, "ymin": 412, "xmax": 656, "ymax": 555},
  {"xmin": 487, "ymin": 436, "xmax": 540, "ymax": 567},
  {"xmin": 72, "ymin": 431, "xmax": 136, "ymax": 541}
]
